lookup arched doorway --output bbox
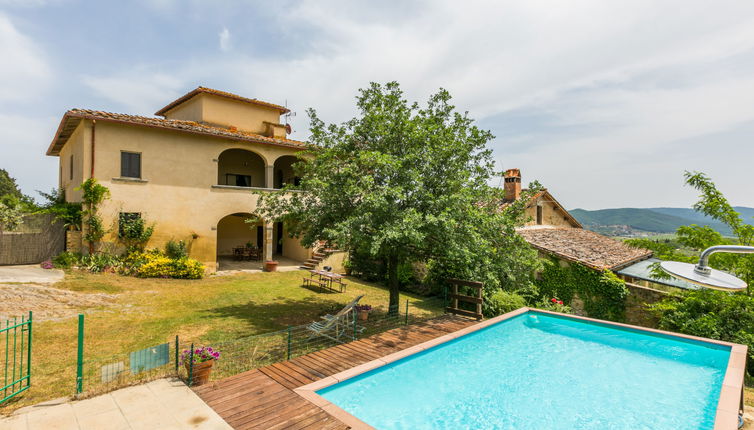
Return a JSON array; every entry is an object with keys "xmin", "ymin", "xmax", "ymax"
[
  {"xmin": 273, "ymin": 155, "xmax": 300, "ymax": 189},
  {"xmin": 217, "ymin": 149, "xmax": 266, "ymax": 188},
  {"xmin": 216, "ymin": 213, "xmax": 264, "ymax": 270}
]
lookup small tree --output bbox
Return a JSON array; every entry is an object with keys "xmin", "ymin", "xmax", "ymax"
[
  {"xmin": 259, "ymin": 82, "xmax": 541, "ymax": 309},
  {"xmin": 77, "ymin": 179, "xmax": 110, "ymax": 253},
  {"xmin": 118, "ymin": 213, "xmax": 154, "ymax": 253},
  {"xmin": 678, "ymin": 171, "xmax": 754, "ymax": 293},
  {"xmin": 0, "ymin": 200, "xmax": 23, "ymax": 233},
  {"xmin": 38, "ymin": 188, "xmax": 83, "ymax": 230}
]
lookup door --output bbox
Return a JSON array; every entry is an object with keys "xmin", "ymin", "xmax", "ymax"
[{"xmin": 276, "ymin": 222, "xmax": 284, "ymax": 255}]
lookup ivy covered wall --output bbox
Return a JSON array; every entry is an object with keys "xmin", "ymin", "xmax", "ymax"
[{"xmin": 536, "ymin": 257, "xmax": 629, "ymax": 321}]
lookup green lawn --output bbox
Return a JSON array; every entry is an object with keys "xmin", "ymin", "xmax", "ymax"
[{"xmin": 1, "ymin": 270, "xmax": 443, "ymax": 413}]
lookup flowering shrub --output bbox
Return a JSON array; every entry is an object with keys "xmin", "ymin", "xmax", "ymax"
[
  {"xmin": 355, "ymin": 304, "xmax": 372, "ymax": 312},
  {"xmin": 180, "ymin": 346, "xmax": 220, "ymax": 365},
  {"xmin": 40, "ymin": 260, "xmax": 54, "ymax": 269},
  {"xmin": 538, "ymin": 297, "xmax": 572, "ymax": 314},
  {"xmin": 125, "ymin": 250, "xmax": 204, "ymax": 279}
]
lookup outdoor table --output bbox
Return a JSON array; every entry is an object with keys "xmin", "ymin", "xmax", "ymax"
[{"xmin": 308, "ymin": 270, "xmax": 347, "ymax": 293}]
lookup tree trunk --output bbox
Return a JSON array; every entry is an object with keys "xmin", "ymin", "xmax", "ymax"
[{"xmin": 387, "ymin": 254, "xmax": 400, "ymax": 314}]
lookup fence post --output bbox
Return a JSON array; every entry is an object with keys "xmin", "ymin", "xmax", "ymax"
[
  {"xmin": 76, "ymin": 314, "xmax": 84, "ymax": 394},
  {"xmin": 188, "ymin": 343, "xmax": 194, "ymax": 387},
  {"xmin": 174, "ymin": 335, "xmax": 179, "ymax": 373},
  {"xmin": 287, "ymin": 326, "xmax": 292, "ymax": 360},
  {"xmin": 405, "ymin": 300, "xmax": 409, "ymax": 325},
  {"xmin": 27, "ymin": 312, "xmax": 32, "ymax": 387}
]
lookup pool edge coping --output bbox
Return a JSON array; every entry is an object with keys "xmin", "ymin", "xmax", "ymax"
[{"xmin": 294, "ymin": 307, "xmax": 746, "ymax": 430}]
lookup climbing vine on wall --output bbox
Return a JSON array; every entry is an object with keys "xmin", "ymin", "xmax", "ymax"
[
  {"xmin": 536, "ymin": 257, "xmax": 629, "ymax": 321},
  {"xmin": 77, "ymin": 178, "xmax": 110, "ymax": 253}
]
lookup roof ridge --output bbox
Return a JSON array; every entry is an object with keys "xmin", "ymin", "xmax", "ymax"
[{"xmin": 154, "ymin": 86, "xmax": 289, "ymax": 116}]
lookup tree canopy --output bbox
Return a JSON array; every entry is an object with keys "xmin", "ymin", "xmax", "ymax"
[
  {"xmin": 259, "ymin": 82, "xmax": 541, "ymax": 308},
  {"xmin": 678, "ymin": 171, "xmax": 754, "ymax": 292}
]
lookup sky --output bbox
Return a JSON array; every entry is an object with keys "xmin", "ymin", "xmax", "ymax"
[{"xmin": 1, "ymin": 0, "xmax": 754, "ymax": 210}]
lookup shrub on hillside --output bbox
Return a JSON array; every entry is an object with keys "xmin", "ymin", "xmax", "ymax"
[{"xmin": 650, "ymin": 289, "xmax": 754, "ymax": 376}]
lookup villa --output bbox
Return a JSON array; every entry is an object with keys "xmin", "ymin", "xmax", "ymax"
[{"xmin": 46, "ymin": 87, "xmax": 312, "ymax": 272}]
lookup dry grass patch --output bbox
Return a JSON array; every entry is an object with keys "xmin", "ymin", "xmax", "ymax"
[{"xmin": 0, "ymin": 269, "xmax": 442, "ymax": 414}]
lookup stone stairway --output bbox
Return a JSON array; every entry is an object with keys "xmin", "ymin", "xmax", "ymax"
[{"xmin": 299, "ymin": 247, "xmax": 336, "ymax": 270}]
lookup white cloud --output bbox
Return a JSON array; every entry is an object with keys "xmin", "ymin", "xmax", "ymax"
[
  {"xmin": 82, "ymin": 72, "xmax": 186, "ymax": 115},
  {"xmin": 73, "ymin": 0, "xmax": 754, "ymax": 208},
  {"xmin": 0, "ymin": 13, "xmax": 51, "ymax": 102},
  {"xmin": 219, "ymin": 27, "xmax": 231, "ymax": 52}
]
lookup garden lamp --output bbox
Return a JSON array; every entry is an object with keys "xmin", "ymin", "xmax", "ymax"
[{"xmin": 660, "ymin": 245, "xmax": 754, "ymax": 291}]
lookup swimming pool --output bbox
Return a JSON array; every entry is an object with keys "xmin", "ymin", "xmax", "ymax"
[{"xmin": 296, "ymin": 309, "xmax": 745, "ymax": 430}]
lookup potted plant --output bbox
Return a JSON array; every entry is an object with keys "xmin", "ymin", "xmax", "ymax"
[
  {"xmin": 356, "ymin": 304, "xmax": 372, "ymax": 321},
  {"xmin": 265, "ymin": 260, "xmax": 278, "ymax": 272},
  {"xmin": 181, "ymin": 346, "xmax": 220, "ymax": 386},
  {"xmin": 343, "ymin": 259, "xmax": 352, "ymax": 276}
]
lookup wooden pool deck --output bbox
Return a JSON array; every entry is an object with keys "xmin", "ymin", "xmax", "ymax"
[{"xmin": 193, "ymin": 315, "xmax": 476, "ymax": 429}]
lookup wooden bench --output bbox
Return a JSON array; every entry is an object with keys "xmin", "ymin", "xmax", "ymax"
[{"xmin": 303, "ymin": 277, "xmax": 329, "ymax": 292}]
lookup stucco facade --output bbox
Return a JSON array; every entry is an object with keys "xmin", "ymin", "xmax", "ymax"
[{"xmin": 47, "ymin": 87, "xmax": 311, "ymax": 272}]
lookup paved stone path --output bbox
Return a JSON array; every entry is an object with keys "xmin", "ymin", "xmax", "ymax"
[
  {"xmin": 0, "ymin": 265, "xmax": 64, "ymax": 284},
  {"xmin": 0, "ymin": 378, "xmax": 231, "ymax": 430}
]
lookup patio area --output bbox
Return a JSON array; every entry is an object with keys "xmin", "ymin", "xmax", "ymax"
[
  {"xmin": 216, "ymin": 256, "xmax": 304, "ymax": 273},
  {"xmin": 192, "ymin": 314, "xmax": 475, "ymax": 429}
]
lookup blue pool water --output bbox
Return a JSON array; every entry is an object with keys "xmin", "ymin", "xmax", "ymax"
[{"xmin": 317, "ymin": 312, "xmax": 731, "ymax": 429}]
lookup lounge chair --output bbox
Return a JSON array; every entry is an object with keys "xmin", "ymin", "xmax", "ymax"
[{"xmin": 307, "ymin": 295, "xmax": 364, "ymax": 342}]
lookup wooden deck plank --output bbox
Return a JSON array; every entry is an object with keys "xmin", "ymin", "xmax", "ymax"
[{"xmin": 195, "ymin": 314, "xmax": 476, "ymax": 429}]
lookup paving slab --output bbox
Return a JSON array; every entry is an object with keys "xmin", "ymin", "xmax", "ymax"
[{"xmin": 0, "ymin": 378, "xmax": 232, "ymax": 430}]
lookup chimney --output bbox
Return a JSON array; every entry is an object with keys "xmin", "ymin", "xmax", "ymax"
[{"xmin": 503, "ymin": 168, "xmax": 521, "ymax": 202}]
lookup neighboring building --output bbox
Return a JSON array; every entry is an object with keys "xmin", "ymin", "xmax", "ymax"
[
  {"xmin": 46, "ymin": 87, "xmax": 311, "ymax": 272},
  {"xmin": 502, "ymin": 169, "xmax": 652, "ymax": 271},
  {"xmin": 502, "ymin": 168, "xmax": 582, "ymax": 229}
]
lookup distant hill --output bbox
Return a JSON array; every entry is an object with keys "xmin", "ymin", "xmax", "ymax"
[{"xmin": 569, "ymin": 207, "xmax": 754, "ymax": 237}]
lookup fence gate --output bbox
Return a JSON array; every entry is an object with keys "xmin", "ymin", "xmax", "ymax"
[
  {"xmin": 1, "ymin": 312, "xmax": 32, "ymax": 405},
  {"xmin": 445, "ymin": 278, "xmax": 484, "ymax": 320}
]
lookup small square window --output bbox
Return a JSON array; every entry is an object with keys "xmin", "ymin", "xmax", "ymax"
[{"xmin": 121, "ymin": 152, "xmax": 141, "ymax": 179}]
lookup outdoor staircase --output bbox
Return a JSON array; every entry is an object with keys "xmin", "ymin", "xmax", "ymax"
[{"xmin": 299, "ymin": 247, "xmax": 337, "ymax": 270}]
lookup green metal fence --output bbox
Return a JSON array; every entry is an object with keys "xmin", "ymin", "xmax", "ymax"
[
  {"xmin": 1, "ymin": 312, "xmax": 32, "ymax": 405},
  {"xmin": 73, "ymin": 300, "xmax": 430, "ymax": 395}
]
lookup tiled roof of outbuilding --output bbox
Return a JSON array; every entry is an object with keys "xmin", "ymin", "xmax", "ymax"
[
  {"xmin": 46, "ymin": 108, "xmax": 305, "ymax": 156},
  {"xmin": 518, "ymin": 227, "xmax": 653, "ymax": 270}
]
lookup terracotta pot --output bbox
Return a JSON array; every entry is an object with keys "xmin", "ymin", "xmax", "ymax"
[
  {"xmin": 185, "ymin": 359, "xmax": 214, "ymax": 386},
  {"xmin": 358, "ymin": 310, "xmax": 369, "ymax": 321},
  {"xmin": 265, "ymin": 260, "xmax": 279, "ymax": 272}
]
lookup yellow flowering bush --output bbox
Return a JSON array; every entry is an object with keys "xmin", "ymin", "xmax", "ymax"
[{"xmin": 130, "ymin": 251, "xmax": 204, "ymax": 279}]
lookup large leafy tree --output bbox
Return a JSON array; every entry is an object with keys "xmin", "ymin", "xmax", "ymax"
[
  {"xmin": 677, "ymin": 171, "xmax": 754, "ymax": 292},
  {"xmin": 259, "ymin": 82, "xmax": 541, "ymax": 309}
]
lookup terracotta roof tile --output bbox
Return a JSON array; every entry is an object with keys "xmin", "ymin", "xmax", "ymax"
[
  {"xmin": 46, "ymin": 109, "xmax": 306, "ymax": 156},
  {"xmin": 155, "ymin": 86, "xmax": 289, "ymax": 116},
  {"xmin": 518, "ymin": 227, "xmax": 652, "ymax": 270}
]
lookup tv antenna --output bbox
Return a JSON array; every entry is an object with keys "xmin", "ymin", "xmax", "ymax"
[{"xmin": 284, "ymin": 100, "xmax": 296, "ymax": 135}]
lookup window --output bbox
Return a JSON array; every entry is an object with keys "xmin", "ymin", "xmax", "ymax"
[
  {"xmin": 69, "ymin": 155, "xmax": 74, "ymax": 180},
  {"xmin": 118, "ymin": 212, "xmax": 141, "ymax": 237},
  {"xmin": 536, "ymin": 205, "xmax": 543, "ymax": 225},
  {"xmin": 121, "ymin": 152, "xmax": 141, "ymax": 178},
  {"xmin": 224, "ymin": 173, "xmax": 251, "ymax": 187}
]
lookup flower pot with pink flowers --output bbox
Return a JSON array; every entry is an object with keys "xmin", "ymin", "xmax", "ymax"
[
  {"xmin": 181, "ymin": 346, "xmax": 220, "ymax": 386},
  {"xmin": 356, "ymin": 304, "xmax": 372, "ymax": 321}
]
